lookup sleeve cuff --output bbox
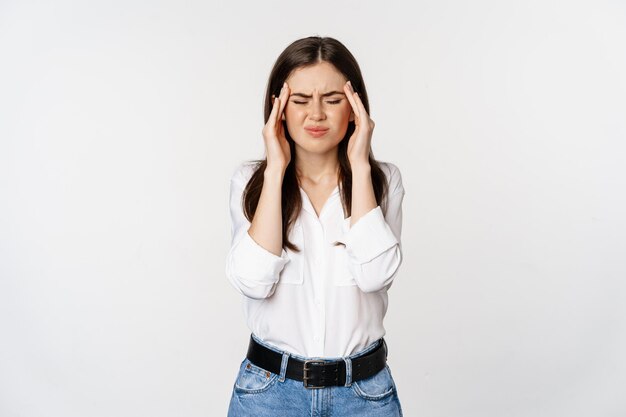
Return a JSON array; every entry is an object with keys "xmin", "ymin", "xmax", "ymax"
[
  {"xmin": 230, "ymin": 231, "xmax": 290, "ymax": 285},
  {"xmin": 338, "ymin": 206, "xmax": 399, "ymax": 264}
]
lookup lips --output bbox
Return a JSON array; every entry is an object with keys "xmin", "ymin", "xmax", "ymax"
[
  {"xmin": 305, "ymin": 127, "xmax": 329, "ymax": 132},
  {"xmin": 305, "ymin": 128, "xmax": 329, "ymax": 138}
]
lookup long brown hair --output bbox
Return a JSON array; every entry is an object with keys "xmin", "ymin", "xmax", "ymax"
[{"xmin": 242, "ymin": 36, "xmax": 389, "ymax": 252}]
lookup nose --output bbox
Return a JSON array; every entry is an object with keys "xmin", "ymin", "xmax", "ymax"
[{"xmin": 308, "ymin": 99, "xmax": 326, "ymax": 121}]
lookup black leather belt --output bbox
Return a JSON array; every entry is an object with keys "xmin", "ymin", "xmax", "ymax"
[{"xmin": 246, "ymin": 335, "xmax": 388, "ymax": 389}]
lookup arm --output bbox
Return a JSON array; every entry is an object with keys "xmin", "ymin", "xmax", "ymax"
[
  {"xmin": 249, "ymin": 166, "xmax": 287, "ymax": 256},
  {"xmin": 225, "ymin": 163, "xmax": 289, "ymax": 299},
  {"xmin": 337, "ymin": 163, "xmax": 405, "ymax": 293},
  {"xmin": 340, "ymin": 81, "xmax": 404, "ymax": 293},
  {"xmin": 350, "ymin": 162, "xmax": 377, "ymax": 226},
  {"xmin": 226, "ymin": 82, "xmax": 293, "ymax": 299}
]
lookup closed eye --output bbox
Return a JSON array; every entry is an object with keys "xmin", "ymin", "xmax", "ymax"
[{"xmin": 292, "ymin": 99, "xmax": 343, "ymax": 105}]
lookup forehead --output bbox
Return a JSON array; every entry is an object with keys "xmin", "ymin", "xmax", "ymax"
[{"xmin": 286, "ymin": 62, "xmax": 347, "ymax": 91}]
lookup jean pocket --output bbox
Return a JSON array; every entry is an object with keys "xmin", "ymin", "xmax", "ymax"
[
  {"xmin": 351, "ymin": 364, "xmax": 397, "ymax": 401},
  {"xmin": 234, "ymin": 358, "xmax": 278, "ymax": 394},
  {"xmin": 280, "ymin": 221, "xmax": 304, "ymax": 285}
]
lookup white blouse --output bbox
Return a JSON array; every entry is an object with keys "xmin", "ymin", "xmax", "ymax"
[{"xmin": 225, "ymin": 160, "xmax": 405, "ymax": 358}]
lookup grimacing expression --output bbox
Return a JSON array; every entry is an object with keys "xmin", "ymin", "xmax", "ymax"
[{"xmin": 283, "ymin": 62, "xmax": 355, "ymax": 155}]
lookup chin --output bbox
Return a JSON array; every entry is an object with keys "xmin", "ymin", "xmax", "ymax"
[{"xmin": 298, "ymin": 143, "xmax": 343, "ymax": 156}]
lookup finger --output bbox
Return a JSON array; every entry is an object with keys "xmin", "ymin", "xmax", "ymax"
[
  {"xmin": 353, "ymin": 94, "xmax": 368, "ymax": 126},
  {"xmin": 268, "ymin": 94, "xmax": 280, "ymax": 130},
  {"xmin": 273, "ymin": 97, "xmax": 282, "ymax": 125},
  {"xmin": 343, "ymin": 81, "xmax": 360, "ymax": 120},
  {"xmin": 347, "ymin": 81, "xmax": 368, "ymax": 118},
  {"xmin": 272, "ymin": 84, "xmax": 286, "ymax": 126},
  {"xmin": 347, "ymin": 83, "xmax": 370, "ymax": 129},
  {"xmin": 278, "ymin": 82, "xmax": 289, "ymax": 120}
]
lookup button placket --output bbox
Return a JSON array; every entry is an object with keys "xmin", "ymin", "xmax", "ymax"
[{"xmin": 316, "ymin": 219, "xmax": 328, "ymax": 349}]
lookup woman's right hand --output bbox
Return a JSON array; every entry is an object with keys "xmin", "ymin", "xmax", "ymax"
[{"xmin": 262, "ymin": 82, "xmax": 291, "ymax": 172}]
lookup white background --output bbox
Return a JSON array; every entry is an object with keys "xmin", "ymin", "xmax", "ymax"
[{"xmin": 1, "ymin": 0, "xmax": 625, "ymax": 416}]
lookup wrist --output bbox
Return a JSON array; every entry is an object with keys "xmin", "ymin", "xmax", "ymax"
[
  {"xmin": 264, "ymin": 164, "xmax": 286, "ymax": 180},
  {"xmin": 349, "ymin": 160, "xmax": 371, "ymax": 172}
]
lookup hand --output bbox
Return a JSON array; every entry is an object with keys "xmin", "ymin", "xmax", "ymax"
[
  {"xmin": 262, "ymin": 82, "xmax": 291, "ymax": 172},
  {"xmin": 343, "ymin": 80, "xmax": 374, "ymax": 166}
]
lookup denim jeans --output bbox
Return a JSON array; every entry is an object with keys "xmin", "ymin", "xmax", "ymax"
[{"xmin": 227, "ymin": 334, "xmax": 403, "ymax": 417}]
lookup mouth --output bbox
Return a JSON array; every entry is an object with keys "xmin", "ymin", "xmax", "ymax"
[{"xmin": 305, "ymin": 127, "xmax": 329, "ymax": 137}]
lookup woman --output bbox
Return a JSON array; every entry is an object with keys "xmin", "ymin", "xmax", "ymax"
[{"xmin": 226, "ymin": 36, "xmax": 405, "ymax": 416}]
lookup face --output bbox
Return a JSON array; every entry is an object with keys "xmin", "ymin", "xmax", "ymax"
[{"xmin": 283, "ymin": 61, "xmax": 354, "ymax": 157}]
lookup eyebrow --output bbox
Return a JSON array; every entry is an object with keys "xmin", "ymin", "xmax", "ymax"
[{"xmin": 289, "ymin": 91, "xmax": 346, "ymax": 98}]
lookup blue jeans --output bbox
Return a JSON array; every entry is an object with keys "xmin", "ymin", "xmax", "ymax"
[{"xmin": 227, "ymin": 334, "xmax": 403, "ymax": 416}]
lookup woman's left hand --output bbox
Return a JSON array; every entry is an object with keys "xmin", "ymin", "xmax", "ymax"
[{"xmin": 343, "ymin": 80, "xmax": 374, "ymax": 166}]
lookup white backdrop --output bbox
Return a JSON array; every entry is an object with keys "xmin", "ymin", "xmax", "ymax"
[{"xmin": 1, "ymin": 0, "xmax": 625, "ymax": 416}]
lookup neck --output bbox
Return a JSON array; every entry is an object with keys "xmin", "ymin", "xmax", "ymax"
[{"xmin": 294, "ymin": 151, "xmax": 339, "ymax": 185}]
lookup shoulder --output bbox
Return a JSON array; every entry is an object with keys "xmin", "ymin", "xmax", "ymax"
[
  {"xmin": 377, "ymin": 161, "xmax": 404, "ymax": 195},
  {"xmin": 229, "ymin": 160, "xmax": 261, "ymax": 186}
]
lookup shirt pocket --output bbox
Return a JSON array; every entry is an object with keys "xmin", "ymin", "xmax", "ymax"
[{"xmin": 279, "ymin": 219, "xmax": 304, "ymax": 285}]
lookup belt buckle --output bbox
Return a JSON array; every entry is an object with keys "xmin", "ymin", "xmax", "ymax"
[{"xmin": 303, "ymin": 360, "xmax": 326, "ymax": 389}]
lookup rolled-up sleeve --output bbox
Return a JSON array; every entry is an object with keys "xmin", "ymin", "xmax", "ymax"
[
  {"xmin": 225, "ymin": 164, "xmax": 290, "ymax": 299},
  {"xmin": 336, "ymin": 164, "xmax": 405, "ymax": 293}
]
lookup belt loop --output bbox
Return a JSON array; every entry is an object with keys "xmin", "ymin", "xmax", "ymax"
[
  {"xmin": 278, "ymin": 351, "xmax": 290, "ymax": 382},
  {"xmin": 382, "ymin": 338, "xmax": 388, "ymax": 359},
  {"xmin": 343, "ymin": 357, "xmax": 352, "ymax": 387}
]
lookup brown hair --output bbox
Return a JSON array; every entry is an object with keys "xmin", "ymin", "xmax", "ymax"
[{"xmin": 242, "ymin": 36, "xmax": 389, "ymax": 252}]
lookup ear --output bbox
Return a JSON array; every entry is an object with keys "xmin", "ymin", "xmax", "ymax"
[
  {"xmin": 282, "ymin": 114, "xmax": 286, "ymax": 121},
  {"xmin": 349, "ymin": 111, "xmax": 355, "ymax": 122}
]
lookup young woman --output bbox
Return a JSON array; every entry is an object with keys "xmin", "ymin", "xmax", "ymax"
[{"xmin": 226, "ymin": 36, "xmax": 405, "ymax": 417}]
